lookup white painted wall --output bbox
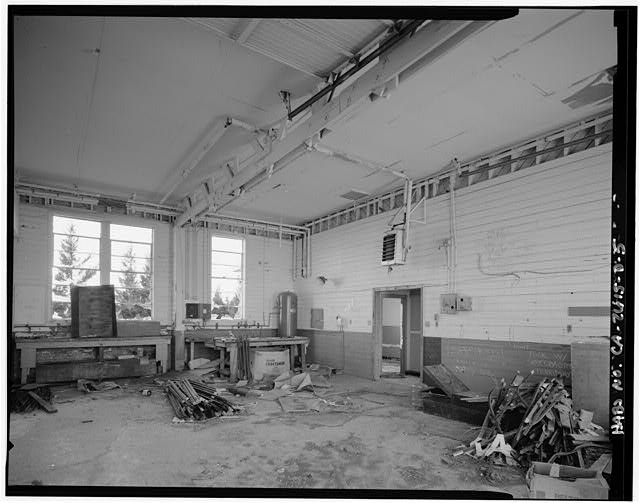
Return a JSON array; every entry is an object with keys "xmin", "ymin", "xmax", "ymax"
[
  {"xmin": 173, "ymin": 226, "xmax": 294, "ymax": 329},
  {"xmin": 13, "ymin": 204, "xmax": 174, "ymax": 324},
  {"xmin": 295, "ymin": 145, "xmax": 612, "ymax": 345}
]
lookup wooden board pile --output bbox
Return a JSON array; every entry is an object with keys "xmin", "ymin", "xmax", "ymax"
[
  {"xmin": 465, "ymin": 374, "xmax": 608, "ymax": 468},
  {"xmin": 165, "ymin": 378, "xmax": 239, "ymax": 421},
  {"xmin": 10, "ymin": 384, "xmax": 57, "ymax": 413},
  {"xmin": 236, "ymin": 333, "xmax": 252, "ymax": 382}
]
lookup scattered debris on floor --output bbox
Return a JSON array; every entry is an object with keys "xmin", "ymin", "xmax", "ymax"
[
  {"xmin": 77, "ymin": 379, "xmax": 121, "ymax": 393},
  {"xmin": 452, "ymin": 373, "xmax": 610, "ymax": 478},
  {"xmin": 165, "ymin": 378, "xmax": 239, "ymax": 421},
  {"xmin": 10, "ymin": 384, "xmax": 57, "ymax": 413}
]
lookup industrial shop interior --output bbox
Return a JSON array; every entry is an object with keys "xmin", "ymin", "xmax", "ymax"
[{"xmin": 7, "ymin": 6, "xmax": 631, "ymax": 499}]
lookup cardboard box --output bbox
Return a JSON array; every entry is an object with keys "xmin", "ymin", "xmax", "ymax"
[{"xmin": 527, "ymin": 462, "xmax": 609, "ymax": 500}]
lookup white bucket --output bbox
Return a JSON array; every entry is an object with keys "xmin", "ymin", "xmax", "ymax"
[{"xmin": 252, "ymin": 349, "xmax": 290, "ymax": 381}]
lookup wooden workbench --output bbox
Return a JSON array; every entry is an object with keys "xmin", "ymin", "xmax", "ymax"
[
  {"xmin": 15, "ymin": 335, "xmax": 171, "ymax": 384},
  {"xmin": 205, "ymin": 336, "xmax": 309, "ymax": 381}
]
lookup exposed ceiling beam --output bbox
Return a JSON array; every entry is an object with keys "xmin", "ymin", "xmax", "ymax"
[
  {"xmin": 175, "ymin": 20, "xmax": 482, "ymax": 227},
  {"xmin": 158, "ymin": 118, "xmax": 229, "ymax": 204},
  {"xmin": 233, "ymin": 18, "xmax": 261, "ymax": 44}
]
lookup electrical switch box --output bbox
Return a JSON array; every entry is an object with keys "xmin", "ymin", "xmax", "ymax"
[
  {"xmin": 440, "ymin": 293, "xmax": 472, "ymax": 313},
  {"xmin": 440, "ymin": 294, "xmax": 458, "ymax": 314},
  {"xmin": 186, "ymin": 303, "xmax": 211, "ymax": 320},
  {"xmin": 457, "ymin": 295, "xmax": 473, "ymax": 311}
]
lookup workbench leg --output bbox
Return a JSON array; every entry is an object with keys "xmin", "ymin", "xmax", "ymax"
[
  {"xmin": 190, "ymin": 341, "xmax": 195, "ymax": 363},
  {"xmin": 156, "ymin": 343, "xmax": 169, "ymax": 374},
  {"xmin": 288, "ymin": 346, "xmax": 295, "ymax": 371},
  {"xmin": 21, "ymin": 347, "xmax": 36, "ymax": 384},
  {"xmin": 229, "ymin": 346, "xmax": 238, "ymax": 382},
  {"xmin": 219, "ymin": 348, "xmax": 226, "ymax": 373},
  {"xmin": 300, "ymin": 344, "xmax": 306, "ymax": 371}
]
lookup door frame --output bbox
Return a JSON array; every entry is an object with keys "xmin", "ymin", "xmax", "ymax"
[{"xmin": 373, "ymin": 287, "xmax": 413, "ymax": 380}]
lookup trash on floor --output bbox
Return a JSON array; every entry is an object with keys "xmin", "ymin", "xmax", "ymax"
[
  {"xmin": 10, "ymin": 384, "xmax": 57, "ymax": 413},
  {"xmin": 188, "ymin": 358, "xmax": 211, "ymax": 370},
  {"xmin": 273, "ymin": 371, "xmax": 332, "ymax": 392},
  {"xmin": 462, "ymin": 374, "xmax": 611, "ymax": 471},
  {"xmin": 165, "ymin": 378, "xmax": 239, "ymax": 421},
  {"xmin": 526, "ymin": 460, "xmax": 609, "ymax": 499},
  {"xmin": 77, "ymin": 379, "xmax": 121, "ymax": 393},
  {"xmin": 277, "ymin": 396, "xmax": 313, "ymax": 413}
]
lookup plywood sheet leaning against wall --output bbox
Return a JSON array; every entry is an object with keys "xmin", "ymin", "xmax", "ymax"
[{"xmin": 71, "ymin": 285, "xmax": 117, "ymax": 338}]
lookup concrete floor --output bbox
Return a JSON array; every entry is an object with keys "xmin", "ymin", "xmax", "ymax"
[{"xmin": 8, "ymin": 371, "xmax": 528, "ymax": 496}]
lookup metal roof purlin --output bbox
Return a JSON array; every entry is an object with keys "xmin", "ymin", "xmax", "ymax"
[{"xmin": 175, "ymin": 20, "xmax": 479, "ymax": 227}]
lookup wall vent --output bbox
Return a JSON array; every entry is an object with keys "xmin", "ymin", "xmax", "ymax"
[
  {"xmin": 381, "ymin": 229, "xmax": 405, "ymax": 265},
  {"xmin": 340, "ymin": 189, "xmax": 370, "ymax": 201}
]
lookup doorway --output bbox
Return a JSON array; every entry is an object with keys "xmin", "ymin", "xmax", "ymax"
[{"xmin": 373, "ymin": 287, "xmax": 422, "ymax": 380}]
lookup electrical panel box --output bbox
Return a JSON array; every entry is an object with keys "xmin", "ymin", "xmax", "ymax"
[
  {"xmin": 457, "ymin": 294, "xmax": 472, "ymax": 311},
  {"xmin": 440, "ymin": 294, "xmax": 458, "ymax": 314},
  {"xmin": 310, "ymin": 308, "xmax": 324, "ymax": 329},
  {"xmin": 186, "ymin": 303, "xmax": 211, "ymax": 320},
  {"xmin": 440, "ymin": 293, "xmax": 472, "ymax": 313}
]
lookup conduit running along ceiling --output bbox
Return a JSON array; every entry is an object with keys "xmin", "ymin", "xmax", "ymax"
[{"xmin": 13, "ymin": 10, "xmax": 616, "ymax": 225}]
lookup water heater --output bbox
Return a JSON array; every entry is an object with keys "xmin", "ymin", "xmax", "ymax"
[{"xmin": 278, "ymin": 291, "xmax": 297, "ymax": 338}]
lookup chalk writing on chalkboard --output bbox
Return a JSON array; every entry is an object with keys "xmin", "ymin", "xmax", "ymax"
[{"xmin": 442, "ymin": 338, "xmax": 572, "ymax": 383}]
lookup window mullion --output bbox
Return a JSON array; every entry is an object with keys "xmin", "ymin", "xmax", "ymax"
[{"xmin": 100, "ymin": 221, "xmax": 110, "ymax": 285}]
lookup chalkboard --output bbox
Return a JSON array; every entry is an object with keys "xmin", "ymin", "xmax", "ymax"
[{"xmin": 441, "ymin": 338, "xmax": 571, "ymax": 393}]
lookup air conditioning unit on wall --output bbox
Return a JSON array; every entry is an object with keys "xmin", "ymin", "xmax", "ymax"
[{"xmin": 381, "ymin": 229, "xmax": 405, "ymax": 266}]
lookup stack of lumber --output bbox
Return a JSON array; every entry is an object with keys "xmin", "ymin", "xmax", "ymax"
[
  {"xmin": 236, "ymin": 333, "xmax": 252, "ymax": 382},
  {"xmin": 465, "ymin": 375, "xmax": 609, "ymax": 468},
  {"xmin": 165, "ymin": 378, "xmax": 238, "ymax": 421}
]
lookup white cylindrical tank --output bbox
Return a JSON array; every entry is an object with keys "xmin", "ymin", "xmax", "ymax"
[{"xmin": 278, "ymin": 291, "xmax": 297, "ymax": 338}]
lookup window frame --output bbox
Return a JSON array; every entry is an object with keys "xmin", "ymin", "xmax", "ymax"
[
  {"xmin": 50, "ymin": 215, "xmax": 102, "ymax": 321},
  {"xmin": 109, "ymin": 223, "xmax": 154, "ymax": 320},
  {"xmin": 210, "ymin": 233, "xmax": 245, "ymax": 322},
  {"xmin": 48, "ymin": 212, "xmax": 156, "ymax": 322}
]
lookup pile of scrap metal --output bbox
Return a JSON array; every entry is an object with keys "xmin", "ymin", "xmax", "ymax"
[
  {"xmin": 457, "ymin": 374, "xmax": 609, "ymax": 468},
  {"xmin": 165, "ymin": 378, "xmax": 239, "ymax": 421},
  {"xmin": 10, "ymin": 384, "xmax": 57, "ymax": 413}
]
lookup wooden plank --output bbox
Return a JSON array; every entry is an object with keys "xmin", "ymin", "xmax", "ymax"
[
  {"xmin": 422, "ymin": 364, "xmax": 470, "ymax": 397},
  {"xmin": 16, "ymin": 336, "xmax": 170, "ymax": 349},
  {"xmin": 27, "ymin": 391, "xmax": 57, "ymax": 413},
  {"xmin": 116, "ymin": 320, "xmax": 161, "ymax": 338},
  {"xmin": 35, "ymin": 359, "xmax": 156, "ymax": 383}
]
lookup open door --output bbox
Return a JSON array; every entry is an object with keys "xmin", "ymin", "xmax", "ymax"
[{"xmin": 374, "ymin": 287, "xmax": 421, "ymax": 379}]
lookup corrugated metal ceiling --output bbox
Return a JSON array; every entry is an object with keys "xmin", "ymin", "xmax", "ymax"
[{"xmin": 186, "ymin": 18, "xmax": 392, "ymax": 78}]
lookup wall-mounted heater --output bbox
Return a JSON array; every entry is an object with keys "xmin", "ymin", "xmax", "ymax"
[{"xmin": 381, "ymin": 229, "xmax": 405, "ymax": 266}]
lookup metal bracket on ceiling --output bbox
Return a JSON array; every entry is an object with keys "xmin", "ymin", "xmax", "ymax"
[{"xmin": 279, "ymin": 91, "xmax": 291, "ymax": 115}]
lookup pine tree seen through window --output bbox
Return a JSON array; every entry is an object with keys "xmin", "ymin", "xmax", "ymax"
[
  {"xmin": 211, "ymin": 236, "xmax": 243, "ymax": 320},
  {"xmin": 110, "ymin": 224, "xmax": 153, "ymax": 319},
  {"xmin": 52, "ymin": 216, "xmax": 101, "ymax": 319}
]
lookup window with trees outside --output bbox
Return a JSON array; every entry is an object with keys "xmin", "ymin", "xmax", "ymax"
[
  {"xmin": 52, "ymin": 216, "xmax": 101, "ymax": 319},
  {"xmin": 110, "ymin": 224, "xmax": 153, "ymax": 319},
  {"xmin": 211, "ymin": 235, "xmax": 243, "ymax": 320}
]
